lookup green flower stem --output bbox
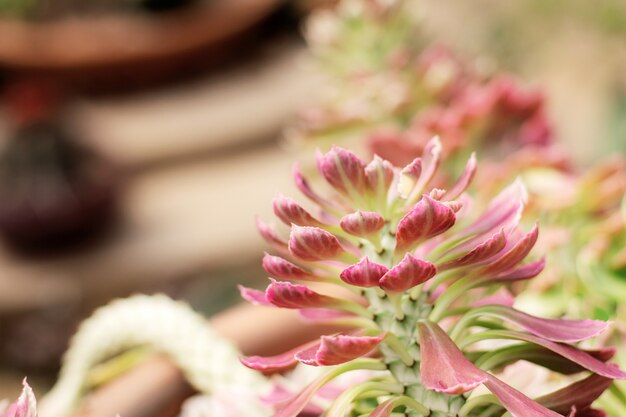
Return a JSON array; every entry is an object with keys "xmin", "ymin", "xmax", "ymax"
[
  {"xmin": 420, "ymin": 269, "xmax": 461, "ymax": 296},
  {"xmin": 458, "ymin": 394, "xmax": 499, "ymax": 417},
  {"xmin": 429, "ymin": 274, "xmax": 479, "ymax": 322},
  {"xmin": 384, "ymin": 333, "xmax": 415, "ymax": 367},
  {"xmin": 387, "ymin": 293, "xmax": 405, "ymax": 320},
  {"xmin": 336, "ymin": 300, "xmax": 375, "ymax": 319},
  {"xmin": 325, "ymin": 381, "xmax": 405, "ymax": 417},
  {"xmin": 457, "ymin": 329, "xmax": 519, "ymax": 350},
  {"xmin": 369, "ymin": 395, "xmax": 430, "ymax": 416}
]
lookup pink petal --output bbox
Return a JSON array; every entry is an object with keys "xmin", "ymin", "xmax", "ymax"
[
  {"xmin": 491, "ymin": 258, "xmax": 546, "ymax": 283},
  {"xmin": 397, "ymin": 158, "xmax": 423, "ymax": 198},
  {"xmin": 476, "ymin": 330, "xmax": 626, "ymax": 379},
  {"xmin": 340, "ymin": 257, "xmax": 388, "ymax": 288},
  {"xmin": 380, "ymin": 254, "xmax": 437, "ymax": 292},
  {"xmin": 464, "ymin": 179, "xmax": 527, "ymax": 236},
  {"xmin": 472, "ymin": 288, "xmax": 515, "ymax": 307},
  {"xmin": 298, "ymin": 309, "xmax": 353, "ymax": 321},
  {"xmin": 265, "ymin": 279, "xmax": 338, "ymax": 309},
  {"xmin": 256, "ymin": 217, "xmax": 288, "ymax": 252},
  {"xmin": 273, "ymin": 194, "xmax": 323, "ymax": 227},
  {"xmin": 240, "ymin": 339, "xmax": 320, "ymax": 373},
  {"xmin": 402, "ymin": 157, "xmax": 423, "ymax": 180},
  {"xmin": 536, "ymin": 374, "xmax": 612, "ymax": 415},
  {"xmin": 365, "ymin": 155, "xmax": 395, "ymax": 194},
  {"xmin": 484, "ymin": 225, "xmax": 539, "ymax": 274},
  {"xmin": 439, "ymin": 229, "xmax": 507, "ymax": 270},
  {"xmin": 444, "ymin": 153, "xmax": 477, "ymax": 200},
  {"xmin": 483, "ymin": 373, "xmax": 563, "ymax": 417},
  {"xmin": 262, "ymin": 253, "xmax": 315, "ymax": 281},
  {"xmin": 316, "ymin": 146, "xmax": 367, "ymax": 195},
  {"xmin": 417, "ymin": 321, "xmax": 487, "ymax": 394},
  {"xmin": 292, "ymin": 163, "xmax": 340, "ymax": 212},
  {"xmin": 3, "ymin": 379, "xmax": 37, "ymax": 417},
  {"xmin": 396, "ymin": 195, "xmax": 457, "ymax": 251},
  {"xmin": 340, "ymin": 211, "xmax": 385, "ymax": 237},
  {"xmin": 238, "ymin": 285, "xmax": 271, "ymax": 306},
  {"xmin": 288, "ymin": 226, "xmax": 345, "ymax": 261},
  {"xmin": 273, "ymin": 368, "xmax": 340, "ymax": 417},
  {"xmin": 412, "ymin": 137, "xmax": 442, "ymax": 194},
  {"xmin": 295, "ymin": 334, "xmax": 385, "ymax": 366},
  {"xmin": 476, "ymin": 305, "xmax": 610, "ymax": 343}
]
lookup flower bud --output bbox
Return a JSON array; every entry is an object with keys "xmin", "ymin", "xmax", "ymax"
[
  {"xmin": 395, "ymin": 195, "xmax": 456, "ymax": 251},
  {"xmin": 295, "ymin": 334, "xmax": 385, "ymax": 366},
  {"xmin": 340, "ymin": 257, "xmax": 388, "ymax": 288},
  {"xmin": 379, "ymin": 254, "xmax": 437, "ymax": 292},
  {"xmin": 262, "ymin": 253, "xmax": 315, "ymax": 281},
  {"xmin": 339, "ymin": 211, "xmax": 385, "ymax": 237},
  {"xmin": 365, "ymin": 155, "xmax": 395, "ymax": 194},
  {"xmin": 316, "ymin": 146, "xmax": 367, "ymax": 195},
  {"xmin": 265, "ymin": 279, "xmax": 337, "ymax": 309},
  {"xmin": 288, "ymin": 225, "xmax": 345, "ymax": 261},
  {"xmin": 273, "ymin": 194, "xmax": 323, "ymax": 227}
]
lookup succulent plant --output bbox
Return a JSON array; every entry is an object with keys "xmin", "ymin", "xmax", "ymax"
[{"xmin": 240, "ymin": 140, "xmax": 625, "ymax": 417}]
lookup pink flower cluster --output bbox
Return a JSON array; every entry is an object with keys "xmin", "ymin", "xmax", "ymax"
[
  {"xmin": 368, "ymin": 47, "xmax": 553, "ymax": 166},
  {"xmin": 240, "ymin": 141, "xmax": 625, "ymax": 417}
]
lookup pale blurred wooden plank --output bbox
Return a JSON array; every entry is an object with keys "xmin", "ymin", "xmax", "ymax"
[{"xmin": 73, "ymin": 42, "xmax": 316, "ymax": 168}]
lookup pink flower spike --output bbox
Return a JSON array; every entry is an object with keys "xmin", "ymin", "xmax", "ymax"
[
  {"xmin": 484, "ymin": 224, "xmax": 539, "ymax": 274},
  {"xmin": 340, "ymin": 211, "xmax": 385, "ymax": 237},
  {"xmin": 483, "ymin": 373, "xmax": 563, "ymax": 417},
  {"xmin": 395, "ymin": 195, "xmax": 457, "ymax": 251},
  {"xmin": 295, "ymin": 334, "xmax": 385, "ymax": 366},
  {"xmin": 265, "ymin": 280, "xmax": 338, "ymax": 309},
  {"xmin": 288, "ymin": 225, "xmax": 346, "ymax": 261},
  {"xmin": 2, "ymin": 379, "xmax": 37, "ymax": 417},
  {"xmin": 262, "ymin": 253, "xmax": 315, "ymax": 281},
  {"xmin": 474, "ymin": 304, "xmax": 610, "ymax": 343},
  {"xmin": 273, "ymin": 194, "xmax": 323, "ymax": 227},
  {"xmin": 316, "ymin": 146, "xmax": 367, "ymax": 195},
  {"xmin": 380, "ymin": 254, "xmax": 437, "ymax": 292},
  {"xmin": 365, "ymin": 155, "xmax": 395, "ymax": 194},
  {"xmin": 340, "ymin": 257, "xmax": 388, "ymax": 288},
  {"xmin": 238, "ymin": 285, "xmax": 271, "ymax": 306},
  {"xmin": 240, "ymin": 339, "xmax": 320, "ymax": 373},
  {"xmin": 417, "ymin": 321, "xmax": 487, "ymax": 394},
  {"xmin": 439, "ymin": 229, "xmax": 507, "ymax": 270},
  {"xmin": 443, "ymin": 152, "xmax": 477, "ymax": 200}
]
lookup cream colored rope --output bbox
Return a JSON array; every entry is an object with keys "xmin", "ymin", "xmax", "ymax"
[{"xmin": 39, "ymin": 294, "xmax": 270, "ymax": 417}]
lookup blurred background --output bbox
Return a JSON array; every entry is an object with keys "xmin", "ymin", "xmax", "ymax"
[{"xmin": 0, "ymin": 0, "xmax": 624, "ymax": 400}]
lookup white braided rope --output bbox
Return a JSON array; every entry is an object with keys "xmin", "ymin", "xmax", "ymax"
[{"xmin": 39, "ymin": 294, "xmax": 270, "ymax": 417}]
